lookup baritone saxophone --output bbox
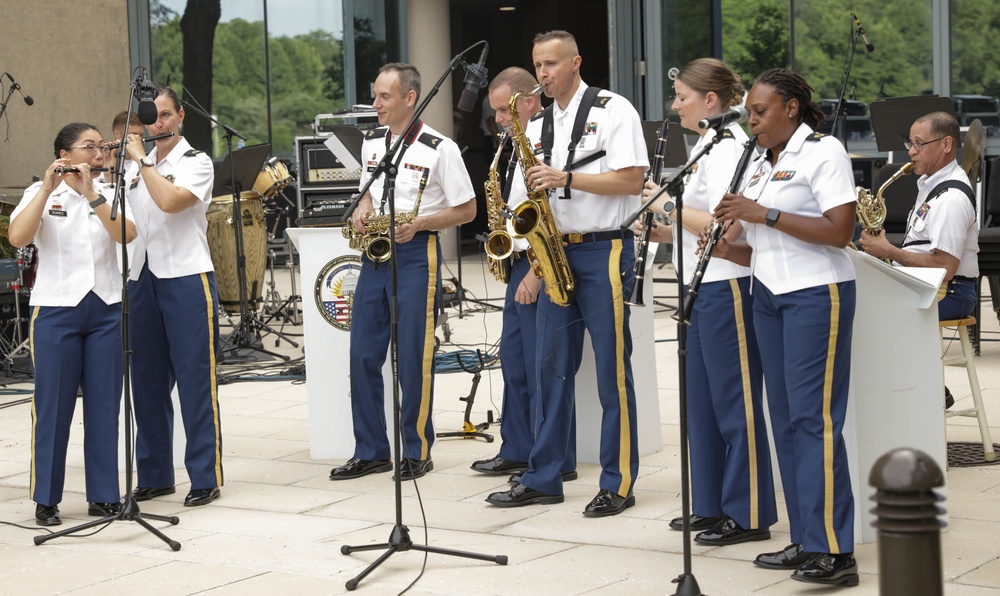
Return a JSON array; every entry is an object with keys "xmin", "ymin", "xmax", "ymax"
[{"xmin": 508, "ymin": 84, "xmax": 576, "ymax": 306}]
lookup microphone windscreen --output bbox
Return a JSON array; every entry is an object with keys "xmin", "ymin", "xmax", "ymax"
[
  {"xmin": 137, "ymin": 100, "xmax": 158, "ymax": 125},
  {"xmin": 457, "ymin": 88, "xmax": 478, "ymax": 113},
  {"xmin": 23, "ymin": 95, "xmax": 34, "ymax": 106}
]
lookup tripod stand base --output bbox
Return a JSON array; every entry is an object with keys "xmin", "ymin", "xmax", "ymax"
[
  {"xmin": 436, "ymin": 421, "xmax": 493, "ymax": 442},
  {"xmin": 33, "ymin": 496, "xmax": 181, "ymax": 551},
  {"xmin": 672, "ymin": 573, "xmax": 704, "ymax": 595},
  {"xmin": 341, "ymin": 524, "xmax": 506, "ymax": 591}
]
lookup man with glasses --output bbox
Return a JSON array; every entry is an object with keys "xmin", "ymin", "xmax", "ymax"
[{"xmin": 859, "ymin": 111, "xmax": 979, "ymax": 323}]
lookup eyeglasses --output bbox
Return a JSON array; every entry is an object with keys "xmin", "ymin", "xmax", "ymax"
[
  {"xmin": 72, "ymin": 144, "xmax": 109, "ymax": 155},
  {"xmin": 903, "ymin": 136, "xmax": 945, "ymax": 152}
]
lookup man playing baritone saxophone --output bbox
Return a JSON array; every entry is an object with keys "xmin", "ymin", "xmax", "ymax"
[
  {"xmin": 470, "ymin": 67, "xmax": 578, "ymax": 485},
  {"xmin": 485, "ymin": 30, "xmax": 648, "ymax": 517},
  {"xmin": 329, "ymin": 62, "xmax": 476, "ymax": 482},
  {"xmin": 858, "ymin": 111, "xmax": 979, "ymax": 322}
]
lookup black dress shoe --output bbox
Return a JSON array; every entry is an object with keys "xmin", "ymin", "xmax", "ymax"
[
  {"xmin": 507, "ymin": 470, "xmax": 578, "ymax": 484},
  {"xmin": 184, "ymin": 487, "xmax": 221, "ymax": 507},
  {"xmin": 583, "ymin": 489, "xmax": 635, "ymax": 517},
  {"xmin": 132, "ymin": 486, "xmax": 176, "ymax": 501},
  {"xmin": 694, "ymin": 516, "xmax": 771, "ymax": 546},
  {"xmin": 471, "ymin": 456, "xmax": 528, "ymax": 475},
  {"xmin": 791, "ymin": 553, "xmax": 859, "ymax": 586},
  {"xmin": 486, "ymin": 483, "xmax": 564, "ymax": 507},
  {"xmin": 754, "ymin": 543, "xmax": 817, "ymax": 570},
  {"xmin": 396, "ymin": 458, "xmax": 433, "ymax": 480},
  {"xmin": 329, "ymin": 458, "xmax": 392, "ymax": 480},
  {"xmin": 946, "ymin": 386, "xmax": 955, "ymax": 409},
  {"xmin": 669, "ymin": 514, "xmax": 724, "ymax": 531},
  {"xmin": 88, "ymin": 501, "xmax": 122, "ymax": 517},
  {"xmin": 35, "ymin": 504, "xmax": 61, "ymax": 527}
]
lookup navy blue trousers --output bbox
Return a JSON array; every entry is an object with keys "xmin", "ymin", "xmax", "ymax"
[
  {"xmin": 753, "ymin": 280, "xmax": 856, "ymax": 554},
  {"xmin": 498, "ymin": 256, "xmax": 576, "ymax": 471},
  {"xmin": 129, "ymin": 265, "xmax": 223, "ymax": 491},
  {"xmin": 939, "ymin": 276, "xmax": 976, "ymax": 320},
  {"xmin": 30, "ymin": 292, "xmax": 122, "ymax": 505},
  {"xmin": 521, "ymin": 236, "xmax": 638, "ymax": 497},
  {"xmin": 686, "ymin": 277, "xmax": 776, "ymax": 530},
  {"xmin": 350, "ymin": 232, "xmax": 440, "ymax": 461}
]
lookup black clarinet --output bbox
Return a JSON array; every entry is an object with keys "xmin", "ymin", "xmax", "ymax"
[
  {"xmin": 625, "ymin": 119, "xmax": 673, "ymax": 307},
  {"xmin": 676, "ymin": 135, "xmax": 758, "ymax": 324}
]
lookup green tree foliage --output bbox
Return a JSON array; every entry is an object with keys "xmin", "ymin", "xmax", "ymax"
[{"xmin": 151, "ymin": 14, "xmax": 346, "ymax": 159}]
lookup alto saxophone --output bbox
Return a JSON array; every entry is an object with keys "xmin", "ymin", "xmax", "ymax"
[
  {"xmin": 483, "ymin": 131, "xmax": 513, "ymax": 282},
  {"xmin": 856, "ymin": 163, "xmax": 913, "ymax": 265},
  {"xmin": 508, "ymin": 84, "xmax": 577, "ymax": 306},
  {"xmin": 342, "ymin": 167, "xmax": 430, "ymax": 266}
]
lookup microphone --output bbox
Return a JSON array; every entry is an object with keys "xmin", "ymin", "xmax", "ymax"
[
  {"xmin": 851, "ymin": 12, "xmax": 875, "ymax": 53},
  {"xmin": 135, "ymin": 71, "xmax": 159, "ymax": 125},
  {"xmin": 4, "ymin": 73, "xmax": 33, "ymax": 106},
  {"xmin": 104, "ymin": 132, "xmax": 175, "ymax": 149},
  {"xmin": 698, "ymin": 106, "xmax": 748, "ymax": 130},
  {"xmin": 457, "ymin": 45, "xmax": 489, "ymax": 113}
]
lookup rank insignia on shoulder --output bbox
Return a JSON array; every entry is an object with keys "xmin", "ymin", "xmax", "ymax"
[
  {"xmin": 595, "ymin": 96, "xmax": 611, "ymax": 108},
  {"xmin": 183, "ymin": 148, "xmax": 203, "ymax": 157},
  {"xmin": 366, "ymin": 128, "xmax": 388, "ymax": 139},
  {"xmin": 417, "ymin": 133, "xmax": 442, "ymax": 149},
  {"xmin": 806, "ymin": 132, "xmax": 826, "ymax": 141},
  {"xmin": 530, "ymin": 109, "xmax": 547, "ymax": 122}
]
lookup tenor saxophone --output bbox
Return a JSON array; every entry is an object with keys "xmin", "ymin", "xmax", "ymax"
[
  {"xmin": 483, "ymin": 131, "xmax": 513, "ymax": 282},
  {"xmin": 508, "ymin": 84, "xmax": 576, "ymax": 306},
  {"xmin": 856, "ymin": 162, "xmax": 913, "ymax": 236}
]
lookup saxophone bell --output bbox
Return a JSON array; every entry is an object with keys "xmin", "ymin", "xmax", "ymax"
[{"xmin": 485, "ymin": 230, "xmax": 514, "ymax": 260}]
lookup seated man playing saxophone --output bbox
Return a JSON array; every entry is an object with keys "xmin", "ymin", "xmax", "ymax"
[{"xmin": 858, "ymin": 111, "xmax": 979, "ymax": 322}]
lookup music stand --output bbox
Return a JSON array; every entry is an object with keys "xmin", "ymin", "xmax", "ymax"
[
  {"xmin": 869, "ymin": 95, "xmax": 957, "ymax": 153},
  {"xmin": 214, "ymin": 144, "xmax": 298, "ymax": 362}
]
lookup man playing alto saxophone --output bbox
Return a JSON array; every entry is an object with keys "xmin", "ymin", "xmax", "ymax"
[
  {"xmin": 485, "ymin": 31, "xmax": 648, "ymax": 517},
  {"xmin": 858, "ymin": 111, "xmax": 979, "ymax": 324},
  {"xmin": 329, "ymin": 63, "xmax": 476, "ymax": 482},
  {"xmin": 471, "ymin": 67, "xmax": 578, "ymax": 485}
]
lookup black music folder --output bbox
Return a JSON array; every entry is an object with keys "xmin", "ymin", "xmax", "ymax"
[
  {"xmin": 869, "ymin": 96, "xmax": 956, "ymax": 152},
  {"xmin": 212, "ymin": 143, "xmax": 271, "ymax": 197}
]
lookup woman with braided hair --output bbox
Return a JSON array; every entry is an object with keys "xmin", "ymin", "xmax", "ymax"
[{"xmin": 713, "ymin": 68, "xmax": 859, "ymax": 588}]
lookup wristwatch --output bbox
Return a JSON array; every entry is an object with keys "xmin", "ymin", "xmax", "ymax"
[
  {"xmin": 140, "ymin": 156, "xmax": 155, "ymax": 169},
  {"xmin": 765, "ymin": 208, "xmax": 781, "ymax": 228}
]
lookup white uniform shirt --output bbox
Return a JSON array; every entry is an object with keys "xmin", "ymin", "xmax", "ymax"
[
  {"xmin": 900, "ymin": 160, "xmax": 979, "ymax": 278},
  {"xmin": 12, "ymin": 180, "xmax": 122, "ymax": 307},
  {"xmin": 740, "ymin": 124, "xmax": 856, "ymax": 294},
  {"xmin": 518, "ymin": 82, "xmax": 649, "ymax": 233},
  {"xmin": 675, "ymin": 124, "xmax": 754, "ymax": 285},
  {"xmin": 359, "ymin": 121, "xmax": 475, "ymax": 224},
  {"xmin": 124, "ymin": 137, "xmax": 215, "ymax": 280}
]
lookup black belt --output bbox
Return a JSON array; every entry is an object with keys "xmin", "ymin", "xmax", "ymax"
[
  {"xmin": 562, "ymin": 230, "xmax": 626, "ymax": 244},
  {"xmin": 511, "ymin": 250, "xmax": 527, "ymax": 260},
  {"xmin": 952, "ymin": 276, "xmax": 974, "ymax": 283}
]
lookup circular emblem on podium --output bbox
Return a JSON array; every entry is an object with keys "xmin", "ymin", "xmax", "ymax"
[{"xmin": 315, "ymin": 255, "xmax": 362, "ymax": 331}]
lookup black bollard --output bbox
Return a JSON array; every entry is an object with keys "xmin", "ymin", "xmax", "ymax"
[{"xmin": 869, "ymin": 448, "xmax": 945, "ymax": 596}]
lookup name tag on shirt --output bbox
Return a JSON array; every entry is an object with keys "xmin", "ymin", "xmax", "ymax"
[{"xmin": 48, "ymin": 209, "xmax": 67, "ymax": 217}]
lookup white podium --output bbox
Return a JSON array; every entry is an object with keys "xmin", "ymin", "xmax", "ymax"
[
  {"xmin": 575, "ymin": 269, "xmax": 662, "ymax": 463},
  {"xmin": 844, "ymin": 250, "xmax": 947, "ymax": 543},
  {"xmin": 287, "ymin": 228, "xmax": 394, "ymax": 460}
]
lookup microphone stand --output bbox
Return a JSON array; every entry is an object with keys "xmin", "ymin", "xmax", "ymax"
[
  {"xmin": 831, "ymin": 14, "xmax": 863, "ymax": 148},
  {"xmin": 338, "ymin": 41, "xmax": 506, "ymax": 592},
  {"xmin": 35, "ymin": 70, "xmax": 181, "ymax": 550},
  {"xmin": 623, "ymin": 136, "xmax": 725, "ymax": 596},
  {"xmin": 0, "ymin": 73, "xmax": 19, "ymax": 123},
  {"xmin": 176, "ymin": 92, "xmax": 298, "ymax": 362}
]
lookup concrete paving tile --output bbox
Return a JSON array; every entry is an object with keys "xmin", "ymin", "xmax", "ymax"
[
  {"xmin": 222, "ymin": 434, "xmax": 308, "ymax": 460},
  {"xmin": 66, "ymin": 560, "xmax": 260, "ymax": 595},
  {"xmin": 199, "ymin": 571, "xmax": 347, "ymax": 595},
  {"xmin": 203, "ymin": 480, "xmax": 345, "ymax": 514},
  {"xmin": 223, "ymin": 455, "xmax": 323, "ymax": 486}
]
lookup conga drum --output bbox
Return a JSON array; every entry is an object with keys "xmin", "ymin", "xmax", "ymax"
[{"xmin": 207, "ymin": 193, "xmax": 267, "ymax": 311}]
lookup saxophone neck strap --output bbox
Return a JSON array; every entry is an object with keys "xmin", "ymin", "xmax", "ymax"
[
  {"xmin": 540, "ymin": 86, "xmax": 607, "ymax": 199},
  {"xmin": 502, "ymin": 150, "xmax": 518, "ymax": 203}
]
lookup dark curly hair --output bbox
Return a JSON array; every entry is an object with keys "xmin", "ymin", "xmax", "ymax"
[{"xmin": 753, "ymin": 68, "xmax": 826, "ymax": 130}]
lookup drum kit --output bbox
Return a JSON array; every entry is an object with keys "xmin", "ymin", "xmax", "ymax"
[
  {"xmin": 0, "ymin": 244, "xmax": 35, "ymax": 376},
  {"xmin": 209, "ymin": 158, "xmax": 301, "ymax": 357}
]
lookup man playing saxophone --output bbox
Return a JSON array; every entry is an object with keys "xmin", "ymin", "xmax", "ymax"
[
  {"xmin": 485, "ymin": 31, "xmax": 647, "ymax": 517},
  {"xmin": 329, "ymin": 62, "xmax": 476, "ymax": 482},
  {"xmin": 858, "ymin": 111, "xmax": 978, "ymax": 322},
  {"xmin": 471, "ymin": 67, "xmax": 578, "ymax": 485}
]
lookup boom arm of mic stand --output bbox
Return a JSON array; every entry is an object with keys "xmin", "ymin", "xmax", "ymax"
[
  {"xmin": 621, "ymin": 134, "xmax": 725, "ymax": 230},
  {"xmin": 831, "ymin": 19, "xmax": 862, "ymax": 146},
  {"xmin": 341, "ymin": 40, "xmax": 489, "ymax": 223}
]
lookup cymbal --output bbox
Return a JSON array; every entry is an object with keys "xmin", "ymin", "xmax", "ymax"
[{"xmin": 961, "ymin": 119, "xmax": 985, "ymax": 185}]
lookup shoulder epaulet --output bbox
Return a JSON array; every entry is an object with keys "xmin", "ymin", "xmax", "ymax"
[
  {"xmin": 417, "ymin": 132, "xmax": 443, "ymax": 149},
  {"xmin": 365, "ymin": 128, "xmax": 388, "ymax": 140},
  {"xmin": 806, "ymin": 132, "xmax": 826, "ymax": 141},
  {"xmin": 594, "ymin": 95, "xmax": 612, "ymax": 108},
  {"xmin": 718, "ymin": 129, "xmax": 736, "ymax": 140},
  {"xmin": 529, "ymin": 107, "xmax": 549, "ymax": 122},
  {"xmin": 183, "ymin": 148, "xmax": 203, "ymax": 157}
]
